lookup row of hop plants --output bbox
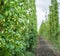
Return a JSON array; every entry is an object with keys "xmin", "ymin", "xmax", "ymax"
[
  {"xmin": 0, "ymin": 0, "xmax": 37, "ymax": 56},
  {"xmin": 39, "ymin": 0, "xmax": 60, "ymax": 51}
]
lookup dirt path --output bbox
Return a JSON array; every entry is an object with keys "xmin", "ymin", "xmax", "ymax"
[{"xmin": 35, "ymin": 36, "xmax": 60, "ymax": 56}]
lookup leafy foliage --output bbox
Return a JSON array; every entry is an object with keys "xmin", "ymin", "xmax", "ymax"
[{"xmin": 0, "ymin": 0, "xmax": 37, "ymax": 56}]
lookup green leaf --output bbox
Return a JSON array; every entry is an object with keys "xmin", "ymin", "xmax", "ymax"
[{"xmin": 0, "ymin": 14, "xmax": 3, "ymax": 19}]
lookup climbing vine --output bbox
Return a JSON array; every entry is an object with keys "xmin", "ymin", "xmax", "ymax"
[{"xmin": 0, "ymin": 0, "xmax": 37, "ymax": 56}]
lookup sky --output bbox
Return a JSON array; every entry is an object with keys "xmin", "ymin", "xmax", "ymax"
[
  {"xmin": 35, "ymin": 0, "xmax": 60, "ymax": 31},
  {"xmin": 35, "ymin": 0, "xmax": 51, "ymax": 31}
]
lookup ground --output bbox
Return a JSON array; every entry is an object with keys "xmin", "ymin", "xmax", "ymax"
[{"xmin": 35, "ymin": 36, "xmax": 60, "ymax": 56}]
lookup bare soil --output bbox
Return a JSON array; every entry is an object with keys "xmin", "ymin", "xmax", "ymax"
[{"xmin": 35, "ymin": 36, "xmax": 60, "ymax": 56}]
